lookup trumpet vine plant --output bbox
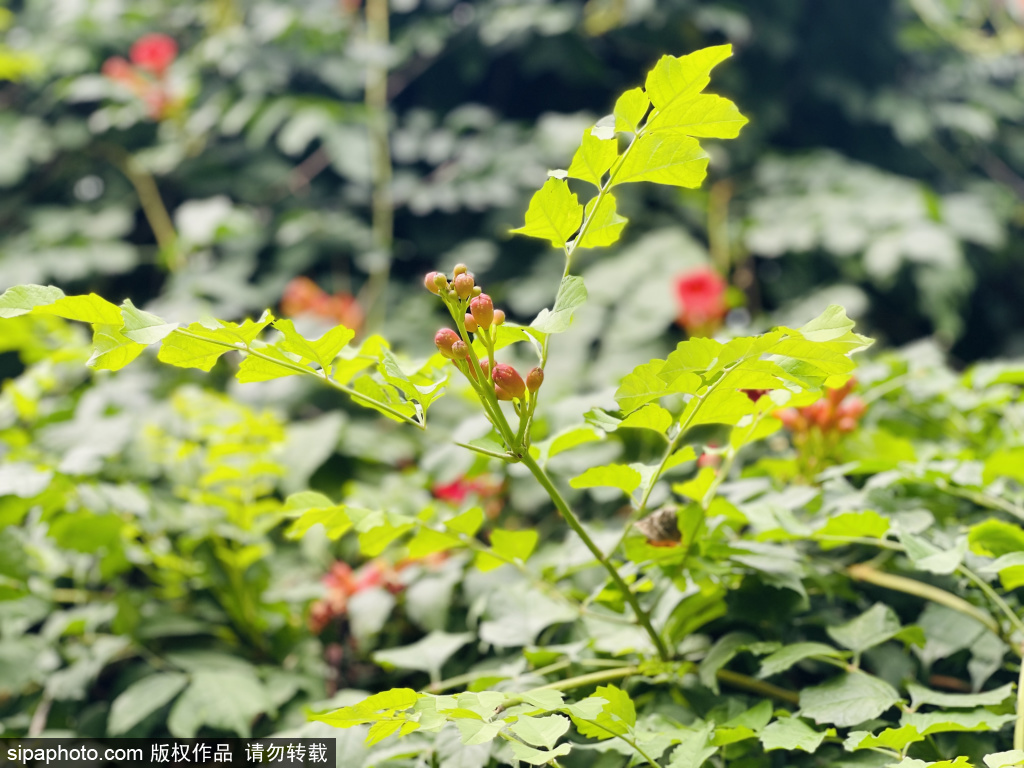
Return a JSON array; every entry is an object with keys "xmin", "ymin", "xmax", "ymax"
[{"xmin": 4, "ymin": 45, "xmax": 1024, "ymax": 768}]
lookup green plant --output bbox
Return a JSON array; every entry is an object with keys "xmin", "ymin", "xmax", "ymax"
[{"xmin": 4, "ymin": 43, "xmax": 1024, "ymax": 768}]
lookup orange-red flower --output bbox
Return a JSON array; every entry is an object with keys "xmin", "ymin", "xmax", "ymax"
[
  {"xmin": 281, "ymin": 277, "xmax": 364, "ymax": 331},
  {"xmin": 675, "ymin": 267, "xmax": 728, "ymax": 334},
  {"xmin": 129, "ymin": 33, "xmax": 178, "ymax": 76}
]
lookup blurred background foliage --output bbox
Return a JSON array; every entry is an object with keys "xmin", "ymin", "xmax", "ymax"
[{"xmin": 3, "ymin": 0, "xmax": 1024, "ymax": 749}]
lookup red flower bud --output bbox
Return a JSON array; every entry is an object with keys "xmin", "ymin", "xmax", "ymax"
[
  {"xmin": 450, "ymin": 340, "xmax": 469, "ymax": 359},
  {"xmin": 526, "ymin": 367, "xmax": 544, "ymax": 393},
  {"xmin": 453, "ymin": 263, "xmax": 468, "ymax": 276},
  {"xmin": 494, "ymin": 385, "xmax": 514, "ymax": 401},
  {"xmin": 838, "ymin": 396, "xmax": 866, "ymax": 421},
  {"xmin": 454, "ymin": 273, "xmax": 475, "ymax": 299},
  {"xmin": 425, "ymin": 271, "xmax": 443, "ymax": 294},
  {"xmin": 491, "ymin": 364, "xmax": 526, "ymax": 399},
  {"xmin": 434, "ymin": 328, "xmax": 460, "ymax": 357},
  {"xmin": 837, "ymin": 416, "xmax": 858, "ymax": 433},
  {"xmin": 129, "ymin": 33, "xmax": 178, "ymax": 76},
  {"xmin": 479, "ymin": 360, "xmax": 490, "ymax": 379},
  {"xmin": 102, "ymin": 56, "xmax": 135, "ymax": 83},
  {"xmin": 492, "ymin": 309, "xmax": 506, "ymax": 326},
  {"xmin": 464, "ymin": 313, "xmax": 478, "ymax": 333},
  {"xmin": 470, "ymin": 294, "xmax": 494, "ymax": 329}
]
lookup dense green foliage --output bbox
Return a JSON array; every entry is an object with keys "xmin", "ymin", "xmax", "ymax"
[{"xmin": 3, "ymin": 2, "xmax": 1024, "ymax": 768}]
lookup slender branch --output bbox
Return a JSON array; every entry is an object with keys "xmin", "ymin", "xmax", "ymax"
[
  {"xmin": 359, "ymin": 0, "xmax": 394, "ymax": 329},
  {"xmin": 520, "ymin": 453, "xmax": 670, "ymax": 661},
  {"xmin": 848, "ymin": 563, "xmax": 1003, "ymax": 637},
  {"xmin": 715, "ymin": 669, "xmax": 800, "ymax": 705},
  {"xmin": 959, "ymin": 564, "xmax": 1024, "ymax": 639},
  {"xmin": 101, "ymin": 146, "xmax": 180, "ymax": 270},
  {"xmin": 173, "ymin": 329, "xmax": 425, "ymax": 429},
  {"xmin": 1016, "ymin": 647, "xmax": 1024, "ymax": 752}
]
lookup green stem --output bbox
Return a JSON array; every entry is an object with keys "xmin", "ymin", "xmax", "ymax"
[
  {"xmin": 959, "ymin": 564, "xmax": 1024, "ymax": 639},
  {"xmin": 714, "ymin": 669, "xmax": 800, "ymax": 705},
  {"xmin": 174, "ymin": 329, "xmax": 425, "ymax": 429},
  {"xmin": 1016, "ymin": 649, "xmax": 1024, "ymax": 752},
  {"xmin": 520, "ymin": 453, "xmax": 670, "ymax": 661},
  {"xmin": 359, "ymin": 0, "xmax": 394, "ymax": 330},
  {"xmin": 848, "ymin": 563, "xmax": 1003, "ymax": 638}
]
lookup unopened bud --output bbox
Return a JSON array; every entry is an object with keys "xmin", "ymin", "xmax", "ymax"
[
  {"xmin": 425, "ymin": 272, "xmax": 443, "ymax": 294},
  {"xmin": 479, "ymin": 359, "xmax": 490, "ymax": 380},
  {"xmin": 453, "ymin": 263, "xmax": 468, "ymax": 276},
  {"xmin": 491, "ymin": 363, "xmax": 526, "ymax": 399},
  {"xmin": 450, "ymin": 340, "xmax": 469, "ymax": 359},
  {"xmin": 464, "ymin": 313, "xmax": 478, "ymax": 333},
  {"xmin": 492, "ymin": 309, "xmax": 506, "ymax": 326},
  {"xmin": 433, "ymin": 273, "xmax": 449, "ymax": 291},
  {"xmin": 454, "ymin": 273, "xmax": 475, "ymax": 299},
  {"xmin": 470, "ymin": 294, "xmax": 494, "ymax": 329},
  {"xmin": 472, "ymin": 286, "xmax": 482, "ymax": 297},
  {"xmin": 526, "ymin": 367, "xmax": 544, "ymax": 393},
  {"xmin": 837, "ymin": 416, "xmax": 857, "ymax": 433},
  {"xmin": 434, "ymin": 328, "xmax": 460, "ymax": 358},
  {"xmin": 494, "ymin": 384, "xmax": 514, "ymax": 401}
]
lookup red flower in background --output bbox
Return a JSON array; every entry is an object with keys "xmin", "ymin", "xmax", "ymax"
[
  {"xmin": 777, "ymin": 378, "xmax": 867, "ymax": 435},
  {"xmin": 129, "ymin": 34, "xmax": 178, "ymax": 75},
  {"xmin": 281, "ymin": 277, "xmax": 364, "ymax": 331},
  {"xmin": 102, "ymin": 34, "xmax": 180, "ymax": 120},
  {"xmin": 432, "ymin": 474, "xmax": 504, "ymax": 518},
  {"xmin": 675, "ymin": 267, "xmax": 728, "ymax": 334}
]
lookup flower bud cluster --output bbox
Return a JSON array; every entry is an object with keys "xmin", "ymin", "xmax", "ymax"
[{"xmin": 777, "ymin": 379, "xmax": 867, "ymax": 435}]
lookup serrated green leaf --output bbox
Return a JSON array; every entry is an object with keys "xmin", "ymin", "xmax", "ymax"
[
  {"xmin": 614, "ymin": 87, "xmax": 649, "ymax": 133},
  {"xmin": 619, "ymin": 404, "xmax": 673, "ymax": 434},
  {"xmin": 969, "ymin": 519, "xmax": 1024, "ymax": 557},
  {"xmin": 490, "ymin": 529, "xmax": 537, "ymax": 563},
  {"xmin": 314, "ymin": 688, "xmax": 422, "ymax": 727},
  {"xmin": 570, "ymin": 464, "xmax": 642, "ymax": 496},
  {"xmin": 568, "ymin": 130, "xmax": 618, "ymax": 186},
  {"xmin": 611, "ymin": 133, "xmax": 708, "ymax": 188},
  {"xmin": 984, "ymin": 751, "xmax": 1024, "ymax": 768},
  {"xmin": 616, "ymin": 359, "xmax": 673, "ymax": 413},
  {"xmin": 686, "ymin": 388, "xmax": 757, "ymax": 427},
  {"xmin": 757, "ymin": 642, "xmax": 847, "ymax": 678},
  {"xmin": 800, "ymin": 672, "xmax": 900, "ymax": 728},
  {"xmin": 760, "ymin": 717, "xmax": 830, "ymax": 753},
  {"xmin": 645, "ymin": 45, "xmax": 733, "ymax": 112},
  {"xmin": 647, "ymin": 94, "xmax": 748, "ymax": 139},
  {"xmin": 108, "ymin": 673, "xmax": 189, "ymax": 735},
  {"xmin": 406, "ymin": 528, "xmax": 462, "ymax": 558},
  {"xmin": 699, "ymin": 632, "xmax": 756, "ymax": 693},
  {"xmin": 827, "ymin": 603, "xmax": 903, "ymax": 653},
  {"xmin": 521, "ymin": 689, "xmax": 566, "ymax": 711},
  {"xmin": 509, "ymin": 714, "xmax": 570, "ymax": 749},
  {"xmin": 351, "ymin": 375, "xmax": 419, "ymax": 423},
  {"xmin": 545, "ymin": 425, "xmax": 604, "ymax": 460},
  {"xmin": 373, "ymin": 631, "xmax": 473, "ymax": 678},
  {"xmin": 284, "ymin": 491, "xmax": 350, "ymax": 539},
  {"xmin": 531, "ymin": 275, "xmax": 588, "ymax": 334},
  {"xmin": 88, "ymin": 324, "xmax": 146, "ymax": 371},
  {"xmin": 444, "ymin": 507, "xmax": 484, "ymax": 537},
  {"xmin": 273, "ymin": 318, "xmax": 354, "ymax": 372},
  {"xmin": 907, "ymin": 682, "xmax": 1014, "ymax": 710},
  {"xmin": 984, "ymin": 448, "xmax": 1024, "ymax": 484},
  {"xmin": 902, "ymin": 708, "xmax": 1016, "ymax": 735},
  {"xmin": 980, "ymin": 552, "xmax": 1024, "ymax": 590},
  {"xmin": 510, "ymin": 178, "xmax": 583, "ymax": 248},
  {"xmin": 816, "ymin": 510, "xmax": 891, "ymax": 548},
  {"xmin": 158, "ymin": 314, "xmax": 273, "ymax": 371},
  {"xmin": 35, "ymin": 293, "xmax": 123, "ymax": 325},
  {"xmin": 0, "ymin": 284, "xmax": 65, "ymax": 318},
  {"xmin": 236, "ymin": 345, "xmax": 304, "ymax": 383},
  {"xmin": 845, "ymin": 724, "xmax": 924, "ymax": 752},
  {"xmin": 571, "ymin": 685, "xmax": 635, "ymax": 739},
  {"xmin": 120, "ymin": 299, "xmax": 178, "ymax": 344},
  {"xmin": 667, "ymin": 725, "xmax": 717, "ymax": 768},
  {"xmin": 578, "ymin": 193, "xmax": 628, "ymax": 249},
  {"xmin": 456, "ymin": 719, "xmax": 504, "ymax": 745},
  {"xmin": 509, "ymin": 741, "xmax": 572, "ymax": 765}
]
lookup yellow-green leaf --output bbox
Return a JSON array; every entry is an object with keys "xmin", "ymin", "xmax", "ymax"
[
  {"xmin": 570, "ymin": 464, "xmax": 642, "ymax": 495},
  {"xmin": 567, "ymin": 130, "xmax": 618, "ymax": 187},
  {"xmin": 646, "ymin": 94, "xmax": 748, "ymax": 139},
  {"xmin": 510, "ymin": 178, "xmax": 584, "ymax": 248},
  {"xmin": 577, "ymin": 194, "xmax": 627, "ymax": 249},
  {"xmin": 611, "ymin": 133, "xmax": 709, "ymax": 189},
  {"xmin": 236, "ymin": 346, "xmax": 304, "ymax": 383},
  {"xmin": 614, "ymin": 87, "xmax": 650, "ymax": 133},
  {"xmin": 644, "ymin": 44, "xmax": 733, "ymax": 112},
  {"xmin": 88, "ymin": 324, "xmax": 146, "ymax": 371}
]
